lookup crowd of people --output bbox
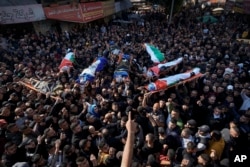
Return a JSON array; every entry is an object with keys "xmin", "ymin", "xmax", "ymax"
[{"xmin": 0, "ymin": 4, "xmax": 250, "ymax": 167}]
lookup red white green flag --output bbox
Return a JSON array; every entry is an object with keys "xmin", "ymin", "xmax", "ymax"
[
  {"xmin": 144, "ymin": 43, "xmax": 165, "ymax": 64},
  {"xmin": 59, "ymin": 52, "xmax": 75, "ymax": 71}
]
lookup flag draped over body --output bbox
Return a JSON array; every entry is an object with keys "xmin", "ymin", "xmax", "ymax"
[
  {"xmin": 114, "ymin": 54, "xmax": 130, "ymax": 82},
  {"xmin": 144, "ymin": 43, "xmax": 165, "ymax": 64},
  {"xmin": 78, "ymin": 57, "xmax": 108, "ymax": 84},
  {"xmin": 59, "ymin": 50, "xmax": 75, "ymax": 72},
  {"xmin": 146, "ymin": 68, "xmax": 202, "ymax": 91},
  {"xmin": 146, "ymin": 57, "xmax": 183, "ymax": 78}
]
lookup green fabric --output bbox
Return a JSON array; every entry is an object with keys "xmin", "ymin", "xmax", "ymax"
[
  {"xmin": 149, "ymin": 45, "xmax": 165, "ymax": 62},
  {"xmin": 197, "ymin": 15, "xmax": 218, "ymax": 23},
  {"xmin": 69, "ymin": 54, "xmax": 75, "ymax": 62}
]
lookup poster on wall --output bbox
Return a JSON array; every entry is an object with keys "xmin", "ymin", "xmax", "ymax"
[{"xmin": 0, "ymin": 4, "xmax": 45, "ymax": 24}]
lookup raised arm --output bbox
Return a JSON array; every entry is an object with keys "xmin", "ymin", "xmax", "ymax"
[{"xmin": 121, "ymin": 112, "xmax": 137, "ymax": 167}]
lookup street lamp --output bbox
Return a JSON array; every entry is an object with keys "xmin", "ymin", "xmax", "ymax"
[{"xmin": 169, "ymin": 0, "xmax": 174, "ymax": 24}]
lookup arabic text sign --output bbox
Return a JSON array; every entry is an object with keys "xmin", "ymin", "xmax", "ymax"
[
  {"xmin": 81, "ymin": 2, "xmax": 104, "ymax": 23},
  {"xmin": 44, "ymin": 4, "xmax": 84, "ymax": 23},
  {"xmin": 0, "ymin": 4, "xmax": 45, "ymax": 24}
]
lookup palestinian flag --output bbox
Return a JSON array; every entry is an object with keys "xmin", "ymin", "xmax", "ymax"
[
  {"xmin": 145, "ymin": 43, "xmax": 165, "ymax": 64},
  {"xmin": 148, "ymin": 57, "xmax": 183, "ymax": 77},
  {"xmin": 59, "ymin": 52, "xmax": 75, "ymax": 71},
  {"xmin": 147, "ymin": 68, "xmax": 202, "ymax": 91}
]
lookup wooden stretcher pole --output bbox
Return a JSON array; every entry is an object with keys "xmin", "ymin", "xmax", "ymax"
[{"xmin": 18, "ymin": 80, "xmax": 58, "ymax": 100}]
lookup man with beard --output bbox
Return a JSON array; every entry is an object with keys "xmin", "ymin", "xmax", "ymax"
[
  {"xmin": 70, "ymin": 122, "xmax": 90, "ymax": 150},
  {"xmin": 5, "ymin": 123, "xmax": 22, "ymax": 146},
  {"xmin": 207, "ymin": 106, "xmax": 226, "ymax": 131},
  {"xmin": 220, "ymin": 123, "xmax": 249, "ymax": 166},
  {"xmin": 1, "ymin": 142, "xmax": 27, "ymax": 167},
  {"xmin": 14, "ymin": 107, "xmax": 26, "ymax": 129},
  {"xmin": 193, "ymin": 95, "xmax": 217, "ymax": 126},
  {"xmin": 62, "ymin": 144, "xmax": 78, "ymax": 167},
  {"xmin": 194, "ymin": 125, "xmax": 211, "ymax": 156},
  {"xmin": 76, "ymin": 156, "xmax": 91, "ymax": 167},
  {"xmin": 32, "ymin": 154, "xmax": 48, "ymax": 167},
  {"xmin": 58, "ymin": 119, "xmax": 72, "ymax": 146},
  {"xmin": 20, "ymin": 138, "xmax": 38, "ymax": 166},
  {"xmin": 97, "ymin": 140, "xmax": 118, "ymax": 167}
]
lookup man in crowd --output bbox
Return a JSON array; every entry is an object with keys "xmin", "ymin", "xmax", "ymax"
[{"xmin": 0, "ymin": 4, "xmax": 250, "ymax": 167}]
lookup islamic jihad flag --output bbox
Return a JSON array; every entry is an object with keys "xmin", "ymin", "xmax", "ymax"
[
  {"xmin": 59, "ymin": 51, "xmax": 75, "ymax": 71},
  {"xmin": 78, "ymin": 57, "xmax": 108, "ymax": 83},
  {"xmin": 144, "ymin": 43, "xmax": 165, "ymax": 64},
  {"xmin": 114, "ymin": 54, "xmax": 130, "ymax": 82}
]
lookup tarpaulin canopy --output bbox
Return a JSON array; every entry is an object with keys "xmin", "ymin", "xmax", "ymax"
[{"xmin": 197, "ymin": 15, "xmax": 218, "ymax": 23}]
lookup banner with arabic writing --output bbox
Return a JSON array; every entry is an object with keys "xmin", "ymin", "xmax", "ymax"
[
  {"xmin": 81, "ymin": 2, "xmax": 104, "ymax": 23},
  {"xmin": 0, "ymin": 4, "xmax": 46, "ymax": 24},
  {"xmin": 44, "ymin": 3, "xmax": 84, "ymax": 23}
]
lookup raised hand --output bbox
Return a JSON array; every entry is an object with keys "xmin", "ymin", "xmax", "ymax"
[{"xmin": 126, "ymin": 111, "xmax": 137, "ymax": 134}]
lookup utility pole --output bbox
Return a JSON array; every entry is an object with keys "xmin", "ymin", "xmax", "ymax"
[{"xmin": 169, "ymin": 0, "xmax": 174, "ymax": 25}]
